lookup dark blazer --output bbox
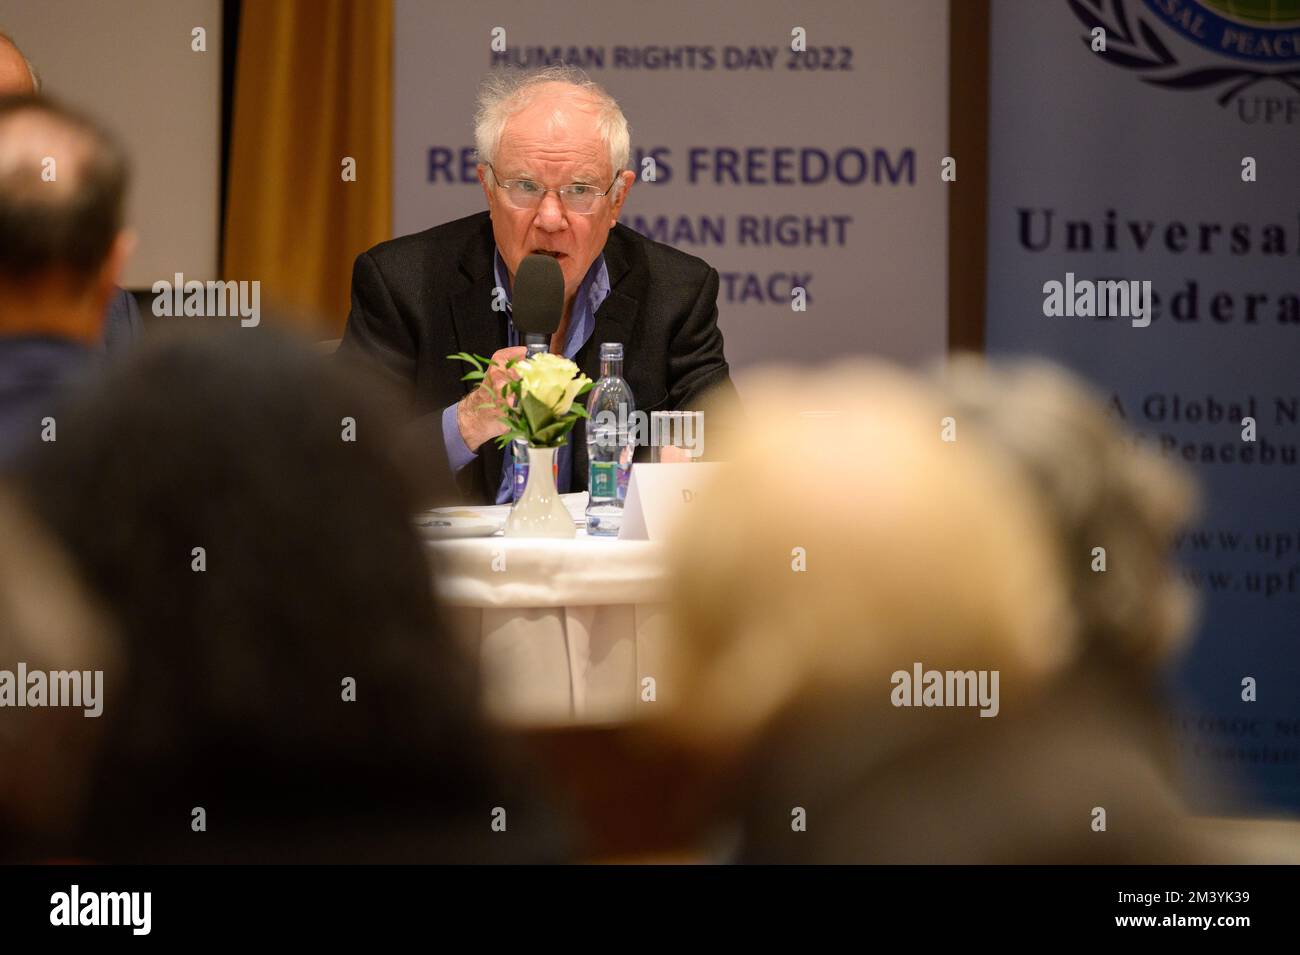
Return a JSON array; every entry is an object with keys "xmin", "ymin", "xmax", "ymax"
[
  {"xmin": 340, "ymin": 211, "xmax": 736, "ymax": 503},
  {"xmin": 104, "ymin": 288, "xmax": 143, "ymax": 356},
  {"xmin": 0, "ymin": 336, "xmax": 95, "ymax": 472}
]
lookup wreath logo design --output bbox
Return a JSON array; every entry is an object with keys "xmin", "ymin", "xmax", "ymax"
[{"xmin": 1067, "ymin": 0, "xmax": 1300, "ymax": 105}]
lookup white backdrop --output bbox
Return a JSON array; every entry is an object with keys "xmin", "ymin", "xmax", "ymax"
[
  {"xmin": 392, "ymin": 0, "xmax": 949, "ymax": 372},
  {"xmin": 4, "ymin": 0, "xmax": 223, "ymax": 287}
]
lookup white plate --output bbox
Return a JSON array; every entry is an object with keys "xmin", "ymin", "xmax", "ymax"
[
  {"xmin": 415, "ymin": 492, "xmax": 589, "ymax": 539},
  {"xmin": 413, "ymin": 512, "xmax": 503, "ymax": 540}
]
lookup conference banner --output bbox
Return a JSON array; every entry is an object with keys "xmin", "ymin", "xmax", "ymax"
[
  {"xmin": 987, "ymin": 1, "xmax": 1300, "ymax": 810},
  {"xmin": 392, "ymin": 0, "xmax": 949, "ymax": 373}
]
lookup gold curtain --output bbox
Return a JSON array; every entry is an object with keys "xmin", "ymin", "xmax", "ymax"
[{"xmin": 222, "ymin": 0, "xmax": 392, "ymax": 337}]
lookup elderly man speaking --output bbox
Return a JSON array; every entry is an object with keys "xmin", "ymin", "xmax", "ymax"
[{"xmin": 341, "ymin": 66, "xmax": 735, "ymax": 504}]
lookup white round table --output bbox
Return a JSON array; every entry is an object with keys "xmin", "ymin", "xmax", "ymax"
[{"xmin": 424, "ymin": 494, "xmax": 673, "ymax": 725}]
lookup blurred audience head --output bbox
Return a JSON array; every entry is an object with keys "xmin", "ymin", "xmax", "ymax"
[
  {"xmin": 661, "ymin": 359, "xmax": 1075, "ymax": 758},
  {"xmin": 0, "ymin": 32, "xmax": 39, "ymax": 95},
  {"xmin": 657, "ymin": 358, "xmax": 1211, "ymax": 863},
  {"xmin": 0, "ymin": 486, "xmax": 116, "ymax": 861},
  {"xmin": 16, "ymin": 327, "xmax": 560, "ymax": 861},
  {"xmin": 0, "ymin": 94, "xmax": 130, "ymax": 343},
  {"xmin": 934, "ymin": 356, "xmax": 1198, "ymax": 670}
]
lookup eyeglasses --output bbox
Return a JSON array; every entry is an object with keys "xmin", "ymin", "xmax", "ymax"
[{"xmin": 486, "ymin": 163, "xmax": 621, "ymax": 215}]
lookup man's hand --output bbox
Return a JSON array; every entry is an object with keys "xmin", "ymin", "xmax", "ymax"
[{"xmin": 457, "ymin": 345, "xmax": 527, "ymax": 452}]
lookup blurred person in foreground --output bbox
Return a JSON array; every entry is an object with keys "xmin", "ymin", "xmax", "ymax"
[
  {"xmin": 0, "ymin": 93, "xmax": 131, "ymax": 470},
  {"xmin": 15, "ymin": 327, "xmax": 568, "ymax": 863},
  {"xmin": 659, "ymin": 359, "xmax": 1220, "ymax": 863},
  {"xmin": 0, "ymin": 32, "xmax": 142, "ymax": 354},
  {"xmin": 0, "ymin": 488, "xmax": 116, "ymax": 863}
]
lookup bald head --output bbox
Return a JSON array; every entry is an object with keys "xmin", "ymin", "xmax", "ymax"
[
  {"xmin": 0, "ymin": 95, "xmax": 127, "ymax": 279},
  {"xmin": 0, "ymin": 33, "xmax": 39, "ymax": 96},
  {"xmin": 0, "ymin": 95, "xmax": 128, "ymax": 340}
]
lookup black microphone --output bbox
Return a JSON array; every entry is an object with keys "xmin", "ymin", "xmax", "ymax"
[{"xmin": 511, "ymin": 253, "xmax": 564, "ymax": 351}]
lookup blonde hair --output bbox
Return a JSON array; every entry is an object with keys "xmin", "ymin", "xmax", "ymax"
[
  {"xmin": 660, "ymin": 361, "xmax": 1076, "ymax": 751},
  {"xmin": 934, "ymin": 356, "xmax": 1198, "ymax": 667}
]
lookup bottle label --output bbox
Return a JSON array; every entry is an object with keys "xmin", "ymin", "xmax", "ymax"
[{"xmin": 589, "ymin": 460, "xmax": 618, "ymax": 499}]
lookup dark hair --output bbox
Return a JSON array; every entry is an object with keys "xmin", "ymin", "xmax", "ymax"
[
  {"xmin": 0, "ymin": 94, "xmax": 128, "ymax": 285},
  {"xmin": 17, "ymin": 327, "xmax": 565, "ymax": 862}
]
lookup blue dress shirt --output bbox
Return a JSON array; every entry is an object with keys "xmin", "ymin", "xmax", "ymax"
[{"xmin": 440, "ymin": 251, "xmax": 611, "ymax": 503}]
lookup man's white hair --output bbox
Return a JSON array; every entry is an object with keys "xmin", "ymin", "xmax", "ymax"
[
  {"xmin": 474, "ymin": 66, "xmax": 630, "ymax": 183},
  {"xmin": 0, "ymin": 32, "xmax": 41, "ymax": 93}
]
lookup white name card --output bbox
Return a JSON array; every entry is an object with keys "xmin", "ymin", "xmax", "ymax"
[{"xmin": 618, "ymin": 463, "xmax": 724, "ymax": 541}]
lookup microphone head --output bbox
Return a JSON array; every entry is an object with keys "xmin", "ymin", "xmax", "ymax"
[{"xmin": 511, "ymin": 253, "xmax": 565, "ymax": 336}]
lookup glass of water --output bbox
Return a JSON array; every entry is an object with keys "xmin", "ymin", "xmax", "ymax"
[{"xmin": 649, "ymin": 410, "xmax": 704, "ymax": 463}]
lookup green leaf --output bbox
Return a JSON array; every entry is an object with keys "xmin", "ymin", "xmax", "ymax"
[
  {"xmin": 575, "ymin": 380, "xmax": 594, "ymax": 396},
  {"xmin": 448, "ymin": 352, "xmax": 485, "ymax": 371},
  {"xmin": 568, "ymin": 404, "xmax": 589, "ymax": 419},
  {"xmin": 531, "ymin": 420, "xmax": 573, "ymax": 445},
  {"xmin": 494, "ymin": 427, "xmax": 529, "ymax": 448},
  {"xmin": 459, "ymin": 370, "xmax": 487, "ymax": 382},
  {"xmin": 521, "ymin": 392, "xmax": 556, "ymax": 433}
]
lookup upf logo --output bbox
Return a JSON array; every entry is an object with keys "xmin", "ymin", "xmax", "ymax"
[{"xmin": 1069, "ymin": 0, "xmax": 1300, "ymax": 121}]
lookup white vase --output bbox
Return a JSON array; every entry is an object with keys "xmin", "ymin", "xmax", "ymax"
[{"xmin": 505, "ymin": 445, "xmax": 575, "ymax": 539}]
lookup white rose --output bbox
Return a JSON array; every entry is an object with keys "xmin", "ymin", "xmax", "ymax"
[{"xmin": 517, "ymin": 352, "xmax": 590, "ymax": 416}]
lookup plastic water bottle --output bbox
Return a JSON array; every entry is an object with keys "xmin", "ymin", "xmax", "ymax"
[
  {"xmin": 585, "ymin": 342, "xmax": 635, "ymax": 537},
  {"xmin": 512, "ymin": 335, "xmax": 549, "ymax": 503}
]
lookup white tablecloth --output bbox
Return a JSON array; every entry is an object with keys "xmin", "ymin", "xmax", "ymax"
[{"xmin": 425, "ymin": 494, "xmax": 672, "ymax": 725}]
